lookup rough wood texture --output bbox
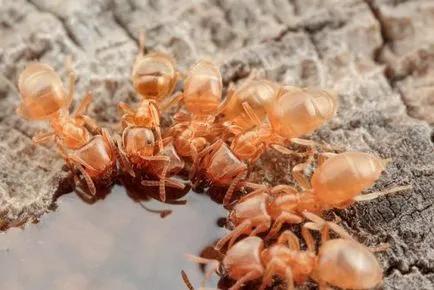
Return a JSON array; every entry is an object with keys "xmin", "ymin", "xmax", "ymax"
[{"xmin": 0, "ymin": 0, "xmax": 433, "ymax": 289}]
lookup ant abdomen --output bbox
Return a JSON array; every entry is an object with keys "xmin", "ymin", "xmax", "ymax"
[
  {"xmin": 132, "ymin": 52, "xmax": 178, "ymax": 101},
  {"xmin": 316, "ymin": 239, "xmax": 382, "ymax": 289},
  {"xmin": 183, "ymin": 59, "xmax": 223, "ymax": 115},
  {"xmin": 269, "ymin": 86, "xmax": 338, "ymax": 138},
  {"xmin": 312, "ymin": 152, "xmax": 388, "ymax": 205},
  {"xmin": 18, "ymin": 63, "xmax": 69, "ymax": 120}
]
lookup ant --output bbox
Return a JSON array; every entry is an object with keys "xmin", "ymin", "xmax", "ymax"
[
  {"xmin": 116, "ymin": 32, "xmax": 184, "ymax": 201},
  {"xmin": 214, "ymin": 151, "xmax": 412, "ymax": 250},
  {"xmin": 185, "ymin": 211, "xmax": 384, "ymax": 290},
  {"xmin": 17, "ymin": 60, "xmax": 117, "ymax": 196},
  {"xmin": 164, "ymin": 58, "xmax": 223, "ymax": 164},
  {"xmin": 227, "ymin": 85, "xmax": 340, "ymax": 166}
]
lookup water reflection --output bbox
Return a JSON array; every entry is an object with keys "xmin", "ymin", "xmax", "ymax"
[{"xmin": 0, "ymin": 185, "xmax": 227, "ymax": 290}]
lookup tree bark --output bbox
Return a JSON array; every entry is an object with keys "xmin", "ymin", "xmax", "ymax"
[{"xmin": 0, "ymin": 0, "xmax": 433, "ymax": 289}]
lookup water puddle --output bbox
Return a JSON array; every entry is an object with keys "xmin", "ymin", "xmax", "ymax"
[{"xmin": 0, "ymin": 185, "xmax": 227, "ymax": 290}]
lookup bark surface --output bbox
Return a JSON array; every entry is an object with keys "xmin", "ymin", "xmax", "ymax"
[{"xmin": 0, "ymin": 0, "xmax": 433, "ymax": 289}]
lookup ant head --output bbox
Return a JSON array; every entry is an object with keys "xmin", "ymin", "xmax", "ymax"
[
  {"xmin": 18, "ymin": 63, "xmax": 69, "ymax": 120},
  {"xmin": 132, "ymin": 52, "xmax": 177, "ymax": 102}
]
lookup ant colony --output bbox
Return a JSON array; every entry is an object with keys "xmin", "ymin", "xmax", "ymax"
[{"xmin": 17, "ymin": 32, "xmax": 411, "ymax": 289}]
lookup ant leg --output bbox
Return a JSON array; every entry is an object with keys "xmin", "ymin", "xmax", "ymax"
[
  {"xmin": 241, "ymin": 101, "xmax": 262, "ymax": 127},
  {"xmin": 290, "ymin": 138, "xmax": 345, "ymax": 153},
  {"xmin": 163, "ymin": 178, "xmax": 186, "ymax": 189},
  {"xmin": 259, "ymin": 259, "xmax": 292, "ymax": 290},
  {"xmin": 81, "ymin": 115, "xmax": 102, "ymax": 135},
  {"xmin": 114, "ymin": 134, "xmax": 135, "ymax": 177},
  {"xmin": 284, "ymin": 268, "xmax": 295, "ymax": 290},
  {"xmin": 223, "ymin": 170, "xmax": 247, "ymax": 206},
  {"xmin": 139, "ymin": 155, "xmax": 170, "ymax": 199},
  {"xmin": 141, "ymin": 179, "xmax": 185, "ymax": 189},
  {"xmin": 138, "ymin": 30, "xmax": 145, "ymax": 55},
  {"xmin": 69, "ymin": 155, "xmax": 97, "ymax": 196},
  {"xmin": 236, "ymin": 187, "xmax": 269, "ymax": 204},
  {"xmin": 354, "ymin": 185, "xmax": 412, "ymax": 202},
  {"xmin": 181, "ymin": 270, "xmax": 194, "ymax": 290},
  {"xmin": 229, "ymin": 270, "xmax": 262, "ymax": 290},
  {"xmin": 162, "ymin": 136, "xmax": 173, "ymax": 147},
  {"xmin": 247, "ymin": 146, "xmax": 265, "ymax": 166},
  {"xmin": 303, "ymin": 211, "xmax": 353, "ymax": 240},
  {"xmin": 65, "ymin": 55, "xmax": 75, "ymax": 107},
  {"xmin": 160, "ymin": 92, "xmax": 184, "ymax": 112},
  {"xmin": 292, "ymin": 155, "xmax": 314, "ymax": 190},
  {"xmin": 277, "ymin": 230, "xmax": 300, "ymax": 251},
  {"xmin": 215, "ymin": 219, "xmax": 252, "ymax": 250},
  {"xmin": 139, "ymin": 155, "xmax": 184, "ymax": 192},
  {"xmin": 270, "ymin": 184, "xmax": 298, "ymax": 195},
  {"xmin": 223, "ymin": 122, "xmax": 244, "ymax": 136},
  {"xmin": 32, "ymin": 132, "xmax": 55, "ymax": 144},
  {"xmin": 301, "ymin": 223, "xmax": 316, "ymax": 253},
  {"xmin": 149, "ymin": 102, "xmax": 164, "ymax": 151},
  {"xmin": 158, "ymin": 157, "xmax": 169, "ymax": 201},
  {"xmin": 191, "ymin": 140, "xmax": 224, "ymax": 180},
  {"xmin": 248, "ymin": 219, "xmax": 271, "ymax": 237},
  {"xmin": 189, "ymin": 146, "xmax": 200, "ymax": 180},
  {"xmin": 237, "ymin": 181, "xmax": 267, "ymax": 192},
  {"xmin": 173, "ymin": 111, "xmax": 191, "ymax": 123},
  {"xmin": 265, "ymin": 212, "xmax": 303, "ymax": 240},
  {"xmin": 320, "ymin": 223, "xmax": 330, "ymax": 244},
  {"xmin": 184, "ymin": 255, "xmax": 219, "ymax": 289},
  {"xmin": 214, "ymin": 83, "xmax": 234, "ymax": 116},
  {"xmin": 101, "ymin": 128, "xmax": 117, "ymax": 158},
  {"xmin": 55, "ymin": 138, "xmax": 80, "ymax": 186},
  {"xmin": 73, "ymin": 92, "xmax": 93, "ymax": 118},
  {"xmin": 118, "ymin": 101, "xmax": 135, "ymax": 115},
  {"xmin": 270, "ymin": 144, "xmax": 295, "ymax": 155}
]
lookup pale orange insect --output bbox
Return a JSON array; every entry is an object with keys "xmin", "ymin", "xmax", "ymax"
[
  {"xmin": 165, "ymin": 59, "xmax": 223, "ymax": 161},
  {"xmin": 225, "ymin": 85, "xmax": 339, "ymax": 168},
  {"xmin": 215, "ymin": 151, "xmax": 411, "ymax": 249},
  {"xmin": 268, "ymin": 86, "xmax": 338, "ymax": 141},
  {"xmin": 122, "ymin": 32, "xmax": 180, "ymax": 151},
  {"xmin": 17, "ymin": 61, "xmax": 117, "ymax": 196},
  {"xmin": 116, "ymin": 33, "xmax": 185, "ymax": 201},
  {"xmin": 186, "ymin": 211, "xmax": 384, "ymax": 290}
]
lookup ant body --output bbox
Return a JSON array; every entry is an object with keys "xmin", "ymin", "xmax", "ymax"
[
  {"xmin": 116, "ymin": 33, "xmax": 184, "ymax": 201},
  {"xmin": 17, "ymin": 61, "xmax": 117, "ymax": 196}
]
